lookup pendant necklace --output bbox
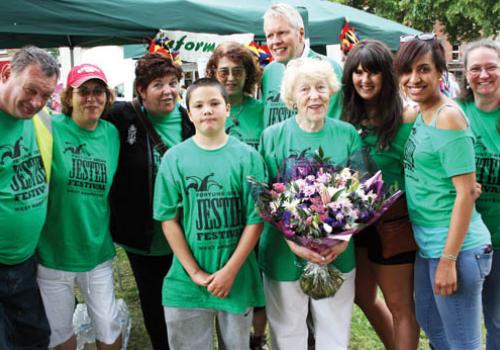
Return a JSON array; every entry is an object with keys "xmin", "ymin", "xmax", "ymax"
[{"xmin": 230, "ymin": 104, "xmax": 245, "ymax": 126}]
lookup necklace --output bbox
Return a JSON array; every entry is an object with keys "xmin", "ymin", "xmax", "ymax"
[{"xmin": 230, "ymin": 104, "xmax": 245, "ymax": 126}]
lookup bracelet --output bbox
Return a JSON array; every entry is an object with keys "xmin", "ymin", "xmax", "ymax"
[{"xmin": 441, "ymin": 253, "xmax": 457, "ymax": 261}]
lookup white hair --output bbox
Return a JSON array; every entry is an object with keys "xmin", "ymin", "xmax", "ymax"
[
  {"xmin": 281, "ymin": 57, "xmax": 339, "ymax": 110},
  {"xmin": 263, "ymin": 3, "xmax": 304, "ymax": 31}
]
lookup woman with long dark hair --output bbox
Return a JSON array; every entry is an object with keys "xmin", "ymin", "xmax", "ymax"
[
  {"xmin": 342, "ymin": 39, "xmax": 419, "ymax": 350},
  {"xmin": 394, "ymin": 35, "xmax": 492, "ymax": 350}
]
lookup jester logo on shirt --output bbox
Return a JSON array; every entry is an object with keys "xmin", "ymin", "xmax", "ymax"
[
  {"xmin": 63, "ymin": 142, "xmax": 91, "ymax": 156},
  {"xmin": 185, "ymin": 173, "xmax": 223, "ymax": 194},
  {"xmin": 2, "ymin": 137, "xmax": 46, "ymax": 198},
  {"xmin": 0, "ymin": 137, "xmax": 29, "ymax": 165},
  {"xmin": 266, "ymin": 90, "xmax": 281, "ymax": 103}
]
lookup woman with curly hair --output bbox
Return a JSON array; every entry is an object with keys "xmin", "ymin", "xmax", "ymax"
[
  {"xmin": 206, "ymin": 41, "xmax": 264, "ymax": 150},
  {"xmin": 106, "ymin": 53, "xmax": 194, "ymax": 349}
]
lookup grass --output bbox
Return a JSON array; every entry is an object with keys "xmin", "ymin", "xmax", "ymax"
[{"xmin": 113, "ymin": 247, "xmax": 432, "ymax": 350}]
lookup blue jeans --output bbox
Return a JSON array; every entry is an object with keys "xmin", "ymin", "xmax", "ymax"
[
  {"xmin": 0, "ymin": 256, "xmax": 50, "ymax": 350},
  {"xmin": 483, "ymin": 248, "xmax": 500, "ymax": 350},
  {"xmin": 414, "ymin": 246, "xmax": 492, "ymax": 350}
]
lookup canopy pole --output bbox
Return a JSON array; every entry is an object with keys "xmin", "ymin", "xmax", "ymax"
[
  {"xmin": 70, "ymin": 47, "xmax": 74, "ymax": 67},
  {"xmin": 67, "ymin": 35, "xmax": 74, "ymax": 67}
]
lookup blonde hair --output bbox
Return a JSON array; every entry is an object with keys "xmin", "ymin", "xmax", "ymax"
[{"xmin": 281, "ymin": 57, "xmax": 339, "ymax": 109}]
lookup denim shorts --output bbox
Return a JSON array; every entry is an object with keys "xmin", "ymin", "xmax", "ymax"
[{"xmin": 355, "ymin": 225, "xmax": 416, "ymax": 265}]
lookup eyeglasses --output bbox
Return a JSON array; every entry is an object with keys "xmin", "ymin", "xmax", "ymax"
[
  {"xmin": 216, "ymin": 67, "xmax": 245, "ymax": 79},
  {"xmin": 400, "ymin": 33, "xmax": 436, "ymax": 43},
  {"xmin": 467, "ymin": 65, "xmax": 500, "ymax": 76},
  {"xmin": 74, "ymin": 87, "xmax": 106, "ymax": 97}
]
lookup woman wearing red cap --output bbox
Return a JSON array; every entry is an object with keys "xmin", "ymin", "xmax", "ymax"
[{"xmin": 36, "ymin": 63, "xmax": 122, "ymax": 350}]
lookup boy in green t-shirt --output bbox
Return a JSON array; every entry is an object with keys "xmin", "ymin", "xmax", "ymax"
[{"xmin": 153, "ymin": 78, "xmax": 267, "ymax": 349}]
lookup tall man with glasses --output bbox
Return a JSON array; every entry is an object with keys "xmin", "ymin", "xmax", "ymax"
[
  {"xmin": 262, "ymin": 3, "xmax": 344, "ymax": 127},
  {"xmin": 0, "ymin": 46, "xmax": 59, "ymax": 349}
]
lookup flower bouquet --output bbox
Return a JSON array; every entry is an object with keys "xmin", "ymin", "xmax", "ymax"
[{"xmin": 249, "ymin": 149, "xmax": 401, "ymax": 299}]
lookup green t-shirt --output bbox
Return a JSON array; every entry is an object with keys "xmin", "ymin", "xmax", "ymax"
[
  {"xmin": 226, "ymin": 96, "xmax": 264, "ymax": 150},
  {"xmin": 121, "ymin": 107, "xmax": 183, "ymax": 256},
  {"xmin": 360, "ymin": 122, "xmax": 413, "ymax": 189},
  {"xmin": 258, "ymin": 117, "xmax": 362, "ymax": 281},
  {"xmin": 404, "ymin": 113, "xmax": 481, "ymax": 227},
  {"xmin": 0, "ymin": 110, "xmax": 48, "ymax": 265},
  {"xmin": 458, "ymin": 100, "xmax": 500, "ymax": 248},
  {"xmin": 37, "ymin": 115, "xmax": 119, "ymax": 272},
  {"xmin": 153, "ymin": 137, "xmax": 266, "ymax": 313},
  {"xmin": 261, "ymin": 50, "xmax": 343, "ymax": 127}
]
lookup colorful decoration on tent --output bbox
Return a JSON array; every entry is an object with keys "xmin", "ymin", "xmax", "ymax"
[
  {"xmin": 246, "ymin": 41, "xmax": 273, "ymax": 68},
  {"xmin": 339, "ymin": 22, "xmax": 360, "ymax": 56},
  {"xmin": 148, "ymin": 34, "xmax": 182, "ymax": 66}
]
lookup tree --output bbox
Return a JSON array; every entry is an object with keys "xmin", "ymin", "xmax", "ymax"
[{"xmin": 333, "ymin": 0, "xmax": 500, "ymax": 43}]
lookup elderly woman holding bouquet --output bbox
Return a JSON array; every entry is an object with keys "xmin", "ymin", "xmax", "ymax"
[{"xmin": 259, "ymin": 57, "xmax": 362, "ymax": 350}]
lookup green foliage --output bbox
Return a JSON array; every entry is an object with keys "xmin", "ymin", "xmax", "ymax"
[{"xmin": 331, "ymin": 0, "xmax": 499, "ymax": 42}]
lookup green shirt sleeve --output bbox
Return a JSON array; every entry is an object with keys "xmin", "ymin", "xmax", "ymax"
[
  {"xmin": 153, "ymin": 153, "xmax": 181, "ymax": 222},
  {"xmin": 437, "ymin": 135, "xmax": 476, "ymax": 177}
]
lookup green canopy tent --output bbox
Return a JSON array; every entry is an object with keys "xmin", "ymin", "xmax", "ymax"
[
  {"xmin": 320, "ymin": 1, "xmax": 420, "ymax": 50},
  {"xmin": 0, "ymin": 0, "xmax": 340, "ymax": 49},
  {"xmin": 0, "ymin": 0, "xmax": 417, "ymax": 50}
]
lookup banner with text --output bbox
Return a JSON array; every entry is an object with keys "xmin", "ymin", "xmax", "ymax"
[{"xmin": 155, "ymin": 29, "xmax": 254, "ymax": 63}]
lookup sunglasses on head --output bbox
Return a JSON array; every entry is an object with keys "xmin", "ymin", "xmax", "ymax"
[{"xmin": 400, "ymin": 33, "xmax": 436, "ymax": 43}]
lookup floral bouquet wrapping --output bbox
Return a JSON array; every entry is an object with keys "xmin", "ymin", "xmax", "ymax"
[{"xmin": 249, "ymin": 149, "xmax": 401, "ymax": 299}]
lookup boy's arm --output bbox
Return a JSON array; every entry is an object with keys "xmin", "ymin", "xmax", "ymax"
[
  {"xmin": 162, "ymin": 219, "xmax": 212, "ymax": 287},
  {"xmin": 207, "ymin": 223, "xmax": 263, "ymax": 298}
]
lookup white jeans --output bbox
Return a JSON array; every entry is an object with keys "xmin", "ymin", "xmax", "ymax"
[
  {"xmin": 37, "ymin": 260, "xmax": 121, "ymax": 347},
  {"xmin": 264, "ymin": 269, "xmax": 356, "ymax": 350}
]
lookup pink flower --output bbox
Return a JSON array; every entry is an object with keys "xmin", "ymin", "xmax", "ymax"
[{"xmin": 273, "ymin": 183, "xmax": 286, "ymax": 193}]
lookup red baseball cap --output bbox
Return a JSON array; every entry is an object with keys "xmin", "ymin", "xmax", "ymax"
[{"xmin": 67, "ymin": 63, "xmax": 108, "ymax": 88}]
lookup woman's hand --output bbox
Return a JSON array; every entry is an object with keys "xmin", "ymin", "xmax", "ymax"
[
  {"xmin": 319, "ymin": 241, "xmax": 349, "ymax": 263},
  {"xmin": 286, "ymin": 240, "xmax": 346, "ymax": 265},
  {"xmin": 207, "ymin": 267, "xmax": 237, "ymax": 298},
  {"xmin": 434, "ymin": 258, "xmax": 458, "ymax": 296}
]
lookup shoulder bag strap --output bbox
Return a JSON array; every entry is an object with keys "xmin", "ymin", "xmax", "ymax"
[
  {"xmin": 33, "ymin": 107, "xmax": 53, "ymax": 182},
  {"xmin": 131, "ymin": 99, "xmax": 168, "ymax": 156}
]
